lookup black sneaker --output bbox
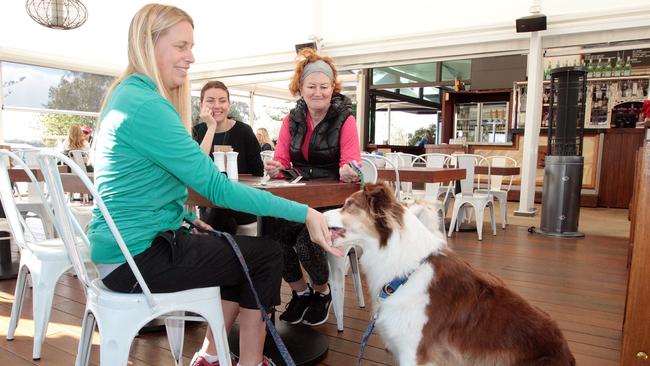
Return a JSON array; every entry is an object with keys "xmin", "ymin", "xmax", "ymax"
[
  {"xmin": 279, "ymin": 286, "xmax": 313, "ymax": 324},
  {"xmin": 302, "ymin": 287, "xmax": 332, "ymax": 326}
]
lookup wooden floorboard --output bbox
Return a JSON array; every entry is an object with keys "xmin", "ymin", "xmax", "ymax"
[{"xmin": 0, "ymin": 223, "xmax": 629, "ymax": 365}]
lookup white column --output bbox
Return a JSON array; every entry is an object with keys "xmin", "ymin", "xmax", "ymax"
[
  {"xmin": 0, "ymin": 62, "xmax": 4, "ymax": 142},
  {"xmin": 355, "ymin": 71, "xmax": 367, "ymax": 148},
  {"xmin": 514, "ymin": 30, "xmax": 544, "ymax": 217},
  {"xmin": 248, "ymin": 91, "xmax": 255, "ymax": 128},
  {"xmin": 387, "ymin": 103, "xmax": 392, "ymax": 145}
]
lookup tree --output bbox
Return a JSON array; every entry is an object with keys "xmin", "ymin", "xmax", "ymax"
[
  {"xmin": 229, "ymin": 101, "xmax": 250, "ymax": 123},
  {"xmin": 2, "ymin": 76, "xmax": 26, "ymax": 98},
  {"xmin": 408, "ymin": 124, "xmax": 437, "ymax": 146},
  {"xmin": 42, "ymin": 71, "xmax": 114, "ymax": 137}
]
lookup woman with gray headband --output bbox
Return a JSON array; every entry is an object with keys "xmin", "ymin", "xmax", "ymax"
[{"xmin": 263, "ymin": 48, "xmax": 361, "ymax": 326}]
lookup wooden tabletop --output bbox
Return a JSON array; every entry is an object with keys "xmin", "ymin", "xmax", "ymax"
[
  {"xmin": 9, "ymin": 169, "xmax": 360, "ymax": 209},
  {"xmin": 187, "ymin": 175, "xmax": 359, "ymax": 209},
  {"xmin": 474, "ymin": 166, "xmax": 520, "ymax": 176},
  {"xmin": 378, "ymin": 167, "xmax": 466, "ymax": 183}
]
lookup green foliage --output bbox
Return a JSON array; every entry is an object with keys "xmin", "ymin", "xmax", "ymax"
[
  {"xmin": 42, "ymin": 71, "xmax": 114, "ymax": 136},
  {"xmin": 42, "ymin": 114, "xmax": 98, "ymax": 137},
  {"xmin": 408, "ymin": 124, "xmax": 436, "ymax": 146},
  {"xmin": 229, "ymin": 101, "xmax": 250, "ymax": 123}
]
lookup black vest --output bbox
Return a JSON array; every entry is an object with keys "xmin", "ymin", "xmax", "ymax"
[{"xmin": 289, "ymin": 94, "xmax": 352, "ymax": 180}]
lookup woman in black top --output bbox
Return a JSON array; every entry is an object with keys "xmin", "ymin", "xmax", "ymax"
[{"xmin": 192, "ymin": 81, "xmax": 263, "ymax": 233}]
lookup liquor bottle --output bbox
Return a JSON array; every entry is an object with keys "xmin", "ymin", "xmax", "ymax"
[
  {"xmin": 604, "ymin": 58, "xmax": 612, "ymax": 78},
  {"xmin": 544, "ymin": 62, "xmax": 551, "ymax": 80},
  {"xmin": 587, "ymin": 59, "xmax": 595, "ymax": 78},
  {"xmin": 623, "ymin": 56, "xmax": 632, "ymax": 76},
  {"xmin": 594, "ymin": 58, "xmax": 603, "ymax": 78},
  {"xmin": 613, "ymin": 56, "xmax": 622, "ymax": 77}
]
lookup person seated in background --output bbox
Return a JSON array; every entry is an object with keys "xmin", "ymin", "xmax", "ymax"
[
  {"xmin": 263, "ymin": 47, "xmax": 361, "ymax": 326},
  {"xmin": 417, "ymin": 130, "xmax": 434, "ymax": 147},
  {"xmin": 192, "ymin": 80, "xmax": 264, "ymax": 234},
  {"xmin": 82, "ymin": 126, "xmax": 93, "ymax": 145},
  {"xmin": 63, "ymin": 124, "xmax": 91, "ymax": 165},
  {"xmin": 256, "ymin": 127, "xmax": 275, "ymax": 151}
]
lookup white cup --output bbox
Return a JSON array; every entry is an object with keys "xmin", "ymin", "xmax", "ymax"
[
  {"xmin": 226, "ymin": 151, "xmax": 239, "ymax": 181},
  {"xmin": 213, "ymin": 151, "xmax": 226, "ymax": 172}
]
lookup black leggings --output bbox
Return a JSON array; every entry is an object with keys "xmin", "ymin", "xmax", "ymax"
[
  {"xmin": 102, "ymin": 229, "xmax": 283, "ymax": 312},
  {"xmin": 262, "ymin": 218, "xmax": 329, "ymax": 286}
]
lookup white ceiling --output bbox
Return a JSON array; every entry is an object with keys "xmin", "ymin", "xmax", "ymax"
[{"xmin": 1, "ymin": 0, "xmax": 650, "ymax": 100}]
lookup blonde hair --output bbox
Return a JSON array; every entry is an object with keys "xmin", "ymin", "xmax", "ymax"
[
  {"xmin": 66, "ymin": 125, "xmax": 86, "ymax": 150},
  {"xmin": 256, "ymin": 128, "xmax": 275, "ymax": 149},
  {"xmin": 288, "ymin": 48, "xmax": 341, "ymax": 97},
  {"xmin": 100, "ymin": 4, "xmax": 194, "ymax": 131}
]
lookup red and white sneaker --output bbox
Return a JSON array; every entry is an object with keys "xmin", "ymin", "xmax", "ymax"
[{"xmin": 189, "ymin": 352, "xmax": 237, "ymax": 366}]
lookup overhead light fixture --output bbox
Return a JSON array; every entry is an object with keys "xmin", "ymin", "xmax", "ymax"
[
  {"xmin": 25, "ymin": 0, "xmax": 88, "ymax": 30},
  {"xmin": 295, "ymin": 42, "xmax": 318, "ymax": 54}
]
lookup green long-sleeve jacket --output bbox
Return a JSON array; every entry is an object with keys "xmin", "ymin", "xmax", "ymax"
[{"xmin": 88, "ymin": 74, "xmax": 306, "ymax": 263}]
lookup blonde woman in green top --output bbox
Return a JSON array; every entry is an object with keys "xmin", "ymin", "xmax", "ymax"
[{"xmin": 89, "ymin": 4, "xmax": 340, "ymax": 366}]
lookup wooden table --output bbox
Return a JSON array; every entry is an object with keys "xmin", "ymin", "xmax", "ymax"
[
  {"xmin": 378, "ymin": 167, "xmax": 466, "ymax": 183},
  {"xmin": 474, "ymin": 165, "xmax": 520, "ymax": 176},
  {"xmin": 187, "ymin": 175, "xmax": 359, "ymax": 209}
]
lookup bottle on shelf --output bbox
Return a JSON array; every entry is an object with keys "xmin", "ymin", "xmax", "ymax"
[
  {"xmin": 594, "ymin": 58, "xmax": 603, "ymax": 78},
  {"xmin": 587, "ymin": 59, "xmax": 595, "ymax": 78},
  {"xmin": 604, "ymin": 58, "xmax": 612, "ymax": 78},
  {"xmin": 623, "ymin": 56, "xmax": 632, "ymax": 76},
  {"xmin": 544, "ymin": 62, "xmax": 551, "ymax": 80},
  {"xmin": 614, "ymin": 56, "xmax": 623, "ymax": 77}
]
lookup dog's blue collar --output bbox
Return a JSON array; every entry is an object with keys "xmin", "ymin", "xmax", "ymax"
[
  {"xmin": 379, "ymin": 275, "xmax": 409, "ymax": 299},
  {"xmin": 379, "ymin": 254, "xmax": 434, "ymax": 299}
]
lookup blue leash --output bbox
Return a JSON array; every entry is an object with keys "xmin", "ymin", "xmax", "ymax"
[{"xmin": 186, "ymin": 221, "xmax": 296, "ymax": 366}]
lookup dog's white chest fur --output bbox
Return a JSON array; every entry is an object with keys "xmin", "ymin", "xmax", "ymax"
[
  {"xmin": 359, "ymin": 212, "xmax": 445, "ymax": 365},
  {"xmin": 373, "ymin": 264, "xmax": 434, "ymax": 365}
]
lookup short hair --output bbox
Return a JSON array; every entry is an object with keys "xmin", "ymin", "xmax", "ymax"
[
  {"xmin": 200, "ymin": 81, "xmax": 230, "ymax": 102},
  {"xmin": 288, "ymin": 48, "xmax": 341, "ymax": 97},
  {"xmin": 101, "ymin": 4, "xmax": 194, "ymax": 131}
]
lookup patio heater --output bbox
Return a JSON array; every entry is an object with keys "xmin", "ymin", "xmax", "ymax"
[{"xmin": 536, "ymin": 66, "xmax": 587, "ymax": 237}]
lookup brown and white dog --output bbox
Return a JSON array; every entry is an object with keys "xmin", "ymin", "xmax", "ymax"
[{"xmin": 325, "ymin": 184, "xmax": 575, "ymax": 366}]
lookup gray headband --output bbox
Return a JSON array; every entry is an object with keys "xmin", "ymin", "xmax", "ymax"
[{"xmin": 300, "ymin": 60, "xmax": 334, "ymax": 82}]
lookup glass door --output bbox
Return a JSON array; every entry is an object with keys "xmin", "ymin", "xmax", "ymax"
[
  {"xmin": 479, "ymin": 102, "xmax": 509, "ymax": 143},
  {"xmin": 454, "ymin": 103, "xmax": 478, "ymax": 142}
]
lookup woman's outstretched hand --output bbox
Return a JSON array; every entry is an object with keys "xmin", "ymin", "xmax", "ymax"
[
  {"xmin": 305, "ymin": 208, "xmax": 343, "ymax": 257},
  {"xmin": 339, "ymin": 161, "xmax": 361, "ymax": 183}
]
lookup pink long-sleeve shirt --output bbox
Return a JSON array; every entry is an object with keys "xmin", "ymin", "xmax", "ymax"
[{"xmin": 274, "ymin": 112, "xmax": 360, "ymax": 170}]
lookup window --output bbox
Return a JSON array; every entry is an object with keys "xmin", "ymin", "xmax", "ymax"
[
  {"xmin": 374, "ymin": 110, "xmax": 438, "ymax": 145},
  {"xmin": 441, "ymin": 60, "xmax": 471, "ymax": 81},
  {"xmin": 1, "ymin": 61, "xmax": 114, "ymax": 146}
]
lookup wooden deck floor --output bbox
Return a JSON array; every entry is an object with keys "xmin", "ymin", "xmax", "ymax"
[{"xmin": 0, "ymin": 223, "xmax": 629, "ymax": 365}]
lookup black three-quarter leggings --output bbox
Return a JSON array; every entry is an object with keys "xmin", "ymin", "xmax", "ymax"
[{"xmin": 102, "ymin": 229, "xmax": 283, "ymax": 312}]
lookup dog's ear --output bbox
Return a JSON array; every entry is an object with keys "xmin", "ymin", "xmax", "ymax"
[{"xmin": 362, "ymin": 183, "xmax": 404, "ymax": 247}]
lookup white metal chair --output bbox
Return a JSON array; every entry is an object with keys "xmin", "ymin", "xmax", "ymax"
[
  {"xmin": 409, "ymin": 153, "xmax": 455, "ymax": 237},
  {"xmin": 67, "ymin": 150, "xmax": 89, "ymax": 174},
  {"xmin": 38, "ymin": 150, "xmax": 231, "ymax": 366},
  {"xmin": 12, "ymin": 148, "xmax": 56, "ymax": 239},
  {"xmin": 362, "ymin": 153, "xmax": 401, "ymax": 200},
  {"xmin": 447, "ymin": 154, "xmax": 496, "ymax": 241},
  {"xmin": 325, "ymin": 156, "xmax": 378, "ymax": 331},
  {"xmin": 476, "ymin": 156, "xmax": 518, "ymax": 229},
  {"xmin": 0, "ymin": 149, "xmax": 72, "ymax": 360},
  {"xmin": 386, "ymin": 152, "xmax": 417, "ymax": 199}
]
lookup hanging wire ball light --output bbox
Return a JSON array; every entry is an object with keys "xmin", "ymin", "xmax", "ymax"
[{"xmin": 25, "ymin": 0, "xmax": 88, "ymax": 30}]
